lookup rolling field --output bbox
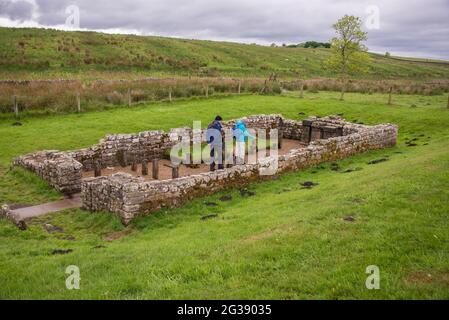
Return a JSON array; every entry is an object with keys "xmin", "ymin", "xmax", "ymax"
[
  {"xmin": 2, "ymin": 27, "xmax": 449, "ymax": 80},
  {"xmin": 0, "ymin": 92, "xmax": 449, "ymax": 299}
]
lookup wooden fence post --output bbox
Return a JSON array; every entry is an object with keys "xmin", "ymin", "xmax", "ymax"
[
  {"xmin": 127, "ymin": 88, "xmax": 132, "ymax": 107},
  {"xmin": 151, "ymin": 159, "xmax": 158, "ymax": 179},
  {"xmin": 238, "ymin": 80, "xmax": 241, "ymax": 94},
  {"xmin": 13, "ymin": 95, "xmax": 19, "ymax": 119},
  {"xmin": 76, "ymin": 93, "xmax": 81, "ymax": 113},
  {"xmin": 299, "ymin": 81, "xmax": 304, "ymax": 99},
  {"xmin": 169, "ymin": 87, "xmax": 172, "ymax": 102},
  {"xmin": 388, "ymin": 87, "xmax": 393, "ymax": 105}
]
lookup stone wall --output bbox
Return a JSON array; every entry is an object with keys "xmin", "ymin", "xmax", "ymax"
[
  {"xmin": 13, "ymin": 114, "xmax": 293, "ymax": 195},
  {"xmin": 282, "ymin": 119, "xmax": 303, "ymax": 140},
  {"xmin": 14, "ymin": 151, "xmax": 83, "ymax": 194},
  {"xmin": 0, "ymin": 204, "xmax": 26, "ymax": 230},
  {"xmin": 81, "ymin": 118, "xmax": 398, "ymax": 224},
  {"xmin": 68, "ymin": 130, "xmax": 174, "ymax": 171}
]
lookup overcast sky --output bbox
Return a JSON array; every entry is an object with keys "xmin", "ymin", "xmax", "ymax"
[{"xmin": 1, "ymin": 0, "xmax": 448, "ymax": 60}]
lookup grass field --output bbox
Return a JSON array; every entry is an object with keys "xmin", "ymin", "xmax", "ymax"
[
  {"xmin": 1, "ymin": 92, "xmax": 449, "ymax": 299},
  {"xmin": 2, "ymin": 27, "xmax": 449, "ymax": 80}
]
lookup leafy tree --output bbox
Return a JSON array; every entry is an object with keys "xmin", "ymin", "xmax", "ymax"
[{"xmin": 326, "ymin": 15, "xmax": 372, "ymax": 100}]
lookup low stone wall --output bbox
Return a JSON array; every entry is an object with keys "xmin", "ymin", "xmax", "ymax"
[
  {"xmin": 14, "ymin": 151, "xmax": 83, "ymax": 194},
  {"xmin": 13, "ymin": 114, "xmax": 290, "ymax": 195},
  {"xmin": 0, "ymin": 204, "xmax": 27, "ymax": 230},
  {"xmin": 81, "ymin": 117, "xmax": 398, "ymax": 224},
  {"xmin": 68, "ymin": 130, "xmax": 174, "ymax": 171},
  {"xmin": 282, "ymin": 119, "xmax": 303, "ymax": 140}
]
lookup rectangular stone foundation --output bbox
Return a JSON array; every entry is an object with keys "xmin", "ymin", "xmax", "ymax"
[
  {"xmin": 13, "ymin": 114, "xmax": 398, "ymax": 224},
  {"xmin": 79, "ymin": 116, "xmax": 398, "ymax": 224}
]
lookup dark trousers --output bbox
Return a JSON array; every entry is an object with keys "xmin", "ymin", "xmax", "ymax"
[{"xmin": 210, "ymin": 145, "xmax": 224, "ymax": 171}]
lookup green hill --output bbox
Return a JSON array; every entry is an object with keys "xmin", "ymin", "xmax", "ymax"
[{"xmin": 1, "ymin": 27, "xmax": 449, "ymax": 80}]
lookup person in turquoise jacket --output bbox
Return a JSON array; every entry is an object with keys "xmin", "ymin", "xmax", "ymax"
[{"xmin": 233, "ymin": 120, "xmax": 255, "ymax": 164}]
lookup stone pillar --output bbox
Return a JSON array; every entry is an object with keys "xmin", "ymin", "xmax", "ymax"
[
  {"xmin": 94, "ymin": 161, "xmax": 102, "ymax": 177},
  {"xmin": 151, "ymin": 159, "xmax": 158, "ymax": 179},
  {"xmin": 172, "ymin": 166, "xmax": 179, "ymax": 179},
  {"xmin": 301, "ymin": 119, "xmax": 312, "ymax": 143},
  {"xmin": 142, "ymin": 159, "xmax": 148, "ymax": 176}
]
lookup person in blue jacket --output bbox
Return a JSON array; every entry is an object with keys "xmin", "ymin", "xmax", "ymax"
[
  {"xmin": 206, "ymin": 115, "xmax": 224, "ymax": 171},
  {"xmin": 233, "ymin": 119, "xmax": 255, "ymax": 164}
]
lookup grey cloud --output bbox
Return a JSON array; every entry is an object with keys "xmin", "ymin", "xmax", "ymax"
[
  {"xmin": 1, "ymin": 0, "xmax": 448, "ymax": 59},
  {"xmin": 0, "ymin": 0, "xmax": 34, "ymax": 20}
]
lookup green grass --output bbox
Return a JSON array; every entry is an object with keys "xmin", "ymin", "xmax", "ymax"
[
  {"xmin": 1, "ymin": 92, "xmax": 449, "ymax": 299},
  {"xmin": 1, "ymin": 27, "xmax": 449, "ymax": 80}
]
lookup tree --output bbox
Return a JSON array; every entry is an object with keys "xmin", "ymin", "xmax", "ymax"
[{"xmin": 326, "ymin": 15, "xmax": 372, "ymax": 100}]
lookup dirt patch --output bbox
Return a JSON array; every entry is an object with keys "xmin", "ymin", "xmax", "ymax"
[
  {"xmin": 240, "ymin": 188, "xmax": 256, "ymax": 197},
  {"xmin": 201, "ymin": 214, "xmax": 219, "ymax": 220},
  {"xmin": 330, "ymin": 163, "xmax": 340, "ymax": 171},
  {"xmin": 43, "ymin": 223, "xmax": 64, "ymax": 233},
  {"xmin": 405, "ymin": 271, "xmax": 449, "ymax": 287},
  {"xmin": 52, "ymin": 249, "xmax": 73, "ymax": 255},
  {"xmin": 350, "ymin": 198, "xmax": 365, "ymax": 205},
  {"xmin": 343, "ymin": 216, "xmax": 356, "ymax": 222},
  {"xmin": 60, "ymin": 235, "xmax": 76, "ymax": 241},
  {"xmin": 406, "ymin": 142, "xmax": 418, "ymax": 147},
  {"xmin": 300, "ymin": 181, "xmax": 319, "ymax": 189},
  {"xmin": 103, "ymin": 228, "xmax": 134, "ymax": 241},
  {"xmin": 368, "ymin": 158, "xmax": 389, "ymax": 165},
  {"xmin": 242, "ymin": 224, "xmax": 293, "ymax": 243},
  {"xmin": 219, "ymin": 195, "xmax": 232, "ymax": 202},
  {"xmin": 342, "ymin": 167, "xmax": 363, "ymax": 173}
]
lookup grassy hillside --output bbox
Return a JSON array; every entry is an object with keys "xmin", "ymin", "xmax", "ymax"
[
  {"xmin": 1, "ymin": 27, "xmax": 449, "ymax": 80},
  {"xmin": 1, "ymin": 93, "xmax": 449, "ymax": 299}
]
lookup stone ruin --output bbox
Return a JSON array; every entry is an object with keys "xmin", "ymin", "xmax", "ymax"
[{"xmin": 13, "ymin": 115, "xmax": 398, "ymax": 224}]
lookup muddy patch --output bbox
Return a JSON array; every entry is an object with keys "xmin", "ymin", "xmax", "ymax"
[
  {"xmin": 103, "ymin": 228, "xmax": 134, "ymax": 241},
  {"xmin": 368, "ymin": 158, "xmax": 389, "ymax": 165},
  {"xmin": 343, "ymin": 216, "xmax": 356, "ymax": 222},
  {"xmin": 240, "ymin": 188, "xmax": 256, "ymax": 197},
  {"xmin": 242, "ymin": 224, "xmax": 293, "ymax": 243},
  {"xmin": 330, "ymin": 163, "xmax": 341, "ymax": 172},
  {"xmin": 204, "ymin": 201, "xmax": 218, "ymax": 207},
  {"xmin": 52, "ymin": 249, "xmax": 73, "ymax": 255},
  {"xmin": 201, "ymin": 214, "xmax": 219, "ymax": 220},
  {"xmin": 300, "ymin": 181, "xmax": 319, "ymax": 189},
  {"xmin": 405, "ymin": 271, "xmax": 449, "ymax": 287},
  {"xmin": 219, "ymin": 195, "xmax": 232, "ymax": 202},
  {"xmin": 342, "ymin": 167, "xmax": 363, "ymax": 173},
  {"xmin": 350, "ymin": 198, "xmax": 365, "ymax": 205},
  {"xmin": 43, "ymin": 223, "xmax": 64, "ymax": 233}
]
